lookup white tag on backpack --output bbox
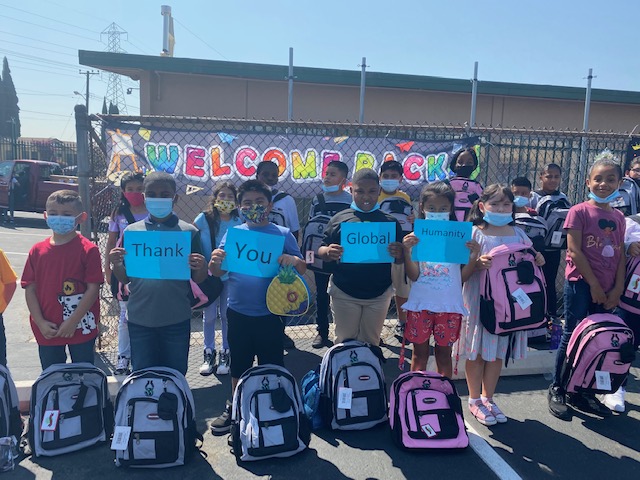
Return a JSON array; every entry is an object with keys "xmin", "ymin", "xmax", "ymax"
[
  {"xmin": 628, "ymin": 274, "xmax": 640, "ymax": 293},
  {"xmin": 512, "ymin": 288, "xmax": 533, "ymax": 309},
  {"xmin": 421, "ymin": 424, "xmax": 437, "ymax": 438},
  {"xmin": 595, "ymin": 370, "xmax": 612, "ymax": 391},
  {"xmin": 551, "ymin": 231, "xmax": 563, "ymax": 246},
  {"xmin": 110, "ymin": 426, "xmax": 131, "ymax": 450},
  {"xmin": 337, "ymin": 387, "xmax": 353, "ymax": 409},
  {"xmin": 305, "ymin": 250, "xmax": 315, "ymax": 264},
  {"xmin": 41, "ymin": 410, "xmax": 60, "ymax": 431}
]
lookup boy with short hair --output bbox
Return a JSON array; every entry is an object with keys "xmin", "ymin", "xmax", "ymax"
[
  {"xmin": 22, "ymin": 190, "xmax": 103, "ymax": 370},
  {"xmin": 256, "ymin": 160, "xmax": 301, "ymax": 349},
  {"xmin": 109, "ymin": 172, "xmax": 208, "ymax": 376},
  {"xmin": 208, "ymin": 179, "xmax": 306, "ymax": 434},
  {"xmin": 304, "ymin": 161, "xmax": 352, "ymax": 348},
  {"xmin": 378, "ymin": 161, "xmax": 413, "ymax": 339},
  {"xmin": 0, "ymin": 249, "xmax": 17, "ymax": 367}
]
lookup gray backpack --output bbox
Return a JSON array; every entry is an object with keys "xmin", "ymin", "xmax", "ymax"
[
  {"xmin": 231, "ymin": 364, "xmax": 310, "ymax": 462},
  {"xmin": 114, "ymin": 367, "xmax": 199, "ymax": 468},
  {"xmin": 28, "ymin": 363, "xmax": 113, "ymax": 457},
  {"xmin": 0, "ymin": 365, "xmax": 22, "ymax": 440},
  {"xmin": 319, "ymin": 340, "xmax": 388, "ymax": 430}
]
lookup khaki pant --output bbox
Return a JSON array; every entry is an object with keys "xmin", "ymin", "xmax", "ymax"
[{"xmin": 328, "ymin": 278, "xmax": 394, "ymax": 345}]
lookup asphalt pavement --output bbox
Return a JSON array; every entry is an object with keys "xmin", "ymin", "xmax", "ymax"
[{"xmin": 1, "ymin": 212, "xmax": 639, "ymax": 479}]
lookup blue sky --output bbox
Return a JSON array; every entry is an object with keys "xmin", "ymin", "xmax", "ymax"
[{"xmin": 1, "ymin": 0, "xmax": 638, "ymax": 141}]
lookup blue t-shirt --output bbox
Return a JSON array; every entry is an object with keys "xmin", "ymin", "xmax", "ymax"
[{"xmin": 220, "ymin": 223, "xmax": 302, "ymax": 316}]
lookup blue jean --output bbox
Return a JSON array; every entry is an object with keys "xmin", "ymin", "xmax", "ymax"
[
  {"xmin": 38, "ymin": 338, "xmax": 96, "ymax": 371},
  {"xmin": 203, "ymin": 282, "xmax": 229, "ymax": 352},
  {"xmin": 552, "ymin": 279, "xmax": 610, "ymax": 387},
  {"xmin": 128, "ymin": 320, "xmax": 191, "ymax": 375}
]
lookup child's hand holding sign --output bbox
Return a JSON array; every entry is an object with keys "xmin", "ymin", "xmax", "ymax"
[
  {"xmin": 388, "ymin": 241, "xmax": 404, "ymax": 261},
  {"xmin": 319, "ymin": 244, "xmax": 344, "ymax": 262}
]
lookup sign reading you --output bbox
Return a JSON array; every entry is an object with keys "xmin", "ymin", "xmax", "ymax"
[
  {"xmin": 341, "ymin": 222, "xmax": 395, "ymax": 263},
  {"xmin": 411, "ymin": 219, "xmax": 473, "ymax": 264},
  {"xmin": 124, "ymin": 231, "xmax": 191, "ymax": 280},
  {"xmin": 222, "ymin": 227, "xmax": 285, "ymax": 278}
]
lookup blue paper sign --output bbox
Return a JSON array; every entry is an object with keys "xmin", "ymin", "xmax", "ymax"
[
  {"xmin": 341, "ymin": 222, "xmax": 395, "ymax": 263},
  {"xmin": 124, "ymin": 231, "xmax": 191, "ymax": 280},
  {"xmin": 411, "ymin": 219, "xmax": 472, "ymax": 264},
  {"xmin": 222, "ymin": 228, "xmax": 285, "ymax": 278}
]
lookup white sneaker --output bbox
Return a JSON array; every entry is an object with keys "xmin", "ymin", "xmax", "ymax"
[
  {"xmin": 603, "ymin": 387, "xmax": 626, "ymax": 413},
  {"xmin": 199, "ymin": 349, "xmax": 215, "ymax": 376},
  {"xmin": 216, "ymin": 349, "xmax": 230, "ymax": 375}
]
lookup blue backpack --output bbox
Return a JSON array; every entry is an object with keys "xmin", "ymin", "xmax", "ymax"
[{"xmin": 301, "ymin": 368, "xmax": 323, "ymax": 430}]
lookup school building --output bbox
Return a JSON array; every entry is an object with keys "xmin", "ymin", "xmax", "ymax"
[{"xmin": 79, "ymin": 50, "xmax": 640, "ymax": 132}]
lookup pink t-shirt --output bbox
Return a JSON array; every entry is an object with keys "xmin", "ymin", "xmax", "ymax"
[{"xmin": 564, "ymin": 202, "xmax": 625, "ymax": 292}]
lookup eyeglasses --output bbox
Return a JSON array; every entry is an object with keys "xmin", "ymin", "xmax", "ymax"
[{"xmin": 631, "ymin": 168, "xmax": 640, "ymax": 174}]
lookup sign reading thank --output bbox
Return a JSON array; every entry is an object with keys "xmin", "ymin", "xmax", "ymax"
[
  {"xmin": 411, "ymin": 219, "xmax": 472, "ymax": 264},
  {"xmin": 341, "ymin": 222, "xmax": 395, "ymax": 263},
  {"xmin": 124, "ymin": 231, "xmax": 191, "ymax": 280},
  {"xmin": 222, "ymin": 227, "xmax": 285, "ymax": 278}
]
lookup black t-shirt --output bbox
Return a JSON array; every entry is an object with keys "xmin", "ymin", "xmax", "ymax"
[{"xmin": 322, "ymin": 208, "xmax": 403, "ymax": 299}]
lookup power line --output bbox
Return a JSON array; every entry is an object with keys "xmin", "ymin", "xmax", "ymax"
[
  {"xmin": 0, "ymin": 3, "xmax": 100, "ymax": 34},
  {"xmin": 0, "ymin": 39, "xmax": 78, "ymax": 58},
  {"xmin": 6, "ymin": 66, "xmax": 79, "ymax": 78},
  {"xmin": 21, "ymin": 109, "xmax": 74, "ymax": 118},
  {"xmin": 173, "ymin": 17, "xmax": 229, "ymax": 60},
  {"xmin": 0, "ymin": 14, "xmax": 101, "ymax": 42},
  {"xmin": 0, "ymin": 31, "xmax": 79, "ymax": 51},
  {"xmin": 0, "ymin": 48, "xmax": 80, "ymax": 70}
]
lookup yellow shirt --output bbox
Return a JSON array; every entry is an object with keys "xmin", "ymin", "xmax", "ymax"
[
  {"xmin": 378, "ymin": 190, "xmax": 411, "ymax": 203},
  {"xmin": 0, "ymin": 249, "xmax": 17, "ymax": 313}
]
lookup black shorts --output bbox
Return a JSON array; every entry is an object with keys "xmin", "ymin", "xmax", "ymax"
[{"xmin": 227, "ymin": 308, "xmax": 284, "ymax": 378}]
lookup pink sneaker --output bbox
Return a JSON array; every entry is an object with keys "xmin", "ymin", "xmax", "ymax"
[
  {"xmin": 469, "ymin": 399, "xmax": 497, "ymax": 426},
  {"xmin": 482, "ymin": 398, "xmax": 507, "ymax": 423}
]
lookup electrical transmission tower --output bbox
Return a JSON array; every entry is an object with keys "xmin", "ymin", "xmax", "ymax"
[{"xmin": 101, "ymin": 22, "xmax": 128, "ymax": 114}]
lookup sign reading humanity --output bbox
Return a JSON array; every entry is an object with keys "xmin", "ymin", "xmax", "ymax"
[{"xmin": 105, "ymin": 123, "xmax": 479, "ymax": 196}]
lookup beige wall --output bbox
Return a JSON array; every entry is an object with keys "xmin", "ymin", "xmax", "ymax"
[{"xmin": 139, "ymin": 71, "xmax": 640, "ymax": 132}]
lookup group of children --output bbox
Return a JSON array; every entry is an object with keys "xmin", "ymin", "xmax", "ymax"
[{"xmin": 2, "ymin": 146, "xmax": 639, "ymax": 442}]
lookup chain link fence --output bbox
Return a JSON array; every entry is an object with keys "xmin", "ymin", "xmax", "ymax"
[{"xmin": 84, "ymin": 115, "xmax": 634, "ymax": 352}]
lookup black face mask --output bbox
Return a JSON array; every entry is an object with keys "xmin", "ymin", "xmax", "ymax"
[{"xmin": 455, "ymin": 165, "xmax": 475, "ymax": 178}]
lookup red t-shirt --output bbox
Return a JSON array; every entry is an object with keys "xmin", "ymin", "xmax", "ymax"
[{"xmin": 21, "ymin": 235, "xmax": 103, "ymax": 346}]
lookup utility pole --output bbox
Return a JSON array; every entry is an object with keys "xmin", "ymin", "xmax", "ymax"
[
  {"xmin": 359, "ymin": 57, "xmax": 367, "ymax": 124},
  {"xmin": 79, "ymin": 70, "xmax": 98, "ymax": 113}
]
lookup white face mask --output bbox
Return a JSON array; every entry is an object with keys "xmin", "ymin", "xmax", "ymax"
[{"xmin": 424, "ymin": 211, "xmax": 450, "ymax": 221}]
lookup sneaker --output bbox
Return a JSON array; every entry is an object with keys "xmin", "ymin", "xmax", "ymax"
[
  {"xmin": 567, "ymin": 392, "xmax": 612, "ymax": 417},
  {"xmin": 469, "ymin": 399, "xmax": 497, "ymax": 426},
  {"xmin": 548, "ymin": 385, "xmax": 571, "ymax": 420},
  {"xmin": 603, "ymin": 387, "xmax": 626, "ymax": 413},
  {"xmin": 216, "ymin": 349, "xmax": 230, "ymax": 375},
  {"xmin": 211, "ymin": 400, "xmax": 232, "ymax": 435},
  {"xmin": 394, "ymin": 322, "xmax": 405, "ymax": 340},
  {"xmin": 114, "ymin": 355, "xmax": 131, "ymax": 375},
  {"xmin": 283, "ymin": 332, "xmax": 295, "ymax": 350},
  {"xmin": 199, "ymin": 348, "xmax": 216, "ymax": 376},
  {"xmin": 312, "ymin": 333, "xmax": 333, "ymax": 349},
  {"xmin": 482, "ymin": 398, "xmax": 507, "ymax": 423}
]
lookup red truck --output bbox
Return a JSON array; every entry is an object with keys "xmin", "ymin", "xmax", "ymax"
[{"xmin": 0, "ymin": 159, "xmax": 78, "ymax": 213}]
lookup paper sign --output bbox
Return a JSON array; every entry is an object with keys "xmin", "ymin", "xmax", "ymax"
[
  {"xmin": 551, "ymin": 231, "xmax": 563, "ymax": 246},
  {"xmin": 124, "ymin": 231, "xmax": 191, "ymax": 280},
  {"xmin": 110, "ymin": 426, "xmax": 132, "ymax": 450},
  {"xmin": 595, "ymin": 370, "xmax": 612, "ymax": 391},
  {"xmin": 41, "ymin": 410, "xmax": 60, "ymax": 431},
  {"xmin": 411, "ymin": 219, "xmax": 473, "ymax": 264},
  {"xmin": 421, "ymin": 424, "xmax": 437, "ymax": 438},
  {"xmin": 337, "ymin": 387, "xmax": 353, "ymax": 409},
  {"xmin": 305, "ymin": 250, "xmax": 315, "ymax": 264},
  {"xmin": 627, "ymin": 274, "xmax": 640, "ymax": 294},
  {"xmin": 222, "ymin": 228, "xmax": 285, "ymax": 278},
  {"xmin": 512, "ymin": 288, "xmax": 533, "ymax": 310},
  {"xmin": 341, "ymin": 222, "xmax": 395, "ymax": 264}
]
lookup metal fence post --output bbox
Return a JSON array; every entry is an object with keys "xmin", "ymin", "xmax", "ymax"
[
  {"xmin": 469, "ymin": 61, "xmax": 478, "ymax": 130},
  {"xmin": 75, "ymin": 104, "xmax": 92, "ymax": 240},
  {"xmin": 287, "ymin": 47, "xmax": 294, "ymax": 122},
  {"xmin": 359, "ymin": 57, "xmax": 366, "ymax": 124},
  {"xmin": 577, "ymin": 68, "xmax": 594, "ymax": 194}
]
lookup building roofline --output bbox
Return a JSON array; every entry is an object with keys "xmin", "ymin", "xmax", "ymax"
[{"xmin": 79, "ymin": 50, "xmax": 640, "ymax": 105}]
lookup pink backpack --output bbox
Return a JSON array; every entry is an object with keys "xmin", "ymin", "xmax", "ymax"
[
  {"xmin": 561, "ymin": 314, "xmax": 635, "ymax": 394},
  {"xmin": 479, "ymin": 243, "xmax": 547, "ymax": 336},
  {"xmin": 389, "ymin": 371, "xmax": 468, "ymax": 450},
  {"xmin": 619, "ymin": 256, "xmax": 640, "ymax": 314},
  {"xmin": 449, "ymin": 177, "xmax": 483, "ymax": 222}
]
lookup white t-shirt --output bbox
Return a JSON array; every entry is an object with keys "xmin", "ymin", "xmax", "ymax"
[
  {"xmin": 402, "ymin": 261, "xmax": 468, "ymax": 315},
  {"xmin": 270, "ymin": 190, "xmax": 300, "ymax": 232}
]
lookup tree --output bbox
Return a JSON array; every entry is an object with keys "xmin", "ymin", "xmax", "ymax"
[{"xmin": 0, "ymin": 57, "xmax": 20, "ymax": 138}]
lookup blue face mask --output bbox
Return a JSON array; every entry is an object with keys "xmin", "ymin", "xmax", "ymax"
[
  {"xmin": 46, "ymin": 215, "xmax": 79, "ymax": 235},
  {"xmin": 588, "ymin": 191, "xmax": 621, "ymax": 204},
  {"xmin": 513, "ymin": 196, "xmax": 530, "ymax": 208},
  {"xmin": 351, "ymin": 201, "xmax": 380, "ymax": 213},
  {"xmin": 380, "ymin": 179, "xmax": 400, "ymax": 193},
  {"xmin": 483, "ymin": 210, "xmax": 513, "ymax": 227},
  {"xmin": 321, "ymin": 184, "xmax": 340, "ymax": 193},
  {"xmin": 145, "ymin": 197, "xmax": 174, "ymax": 219},
  {"xmin": 425, "ymin": 211, "xmax": 450, "ymax": 221}
]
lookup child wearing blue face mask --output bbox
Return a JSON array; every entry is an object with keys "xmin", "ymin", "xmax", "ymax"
[
  {"xmin": 401, "ymin": 182, "xmax": 479, "ymax": 377},
  {"xmin": 458, "ymin": 184, "xmax": 545, "ymax": 426}
]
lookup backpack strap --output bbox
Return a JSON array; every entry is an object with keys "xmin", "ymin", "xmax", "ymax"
[
  {"xmin": 273, "ymin": 191, "xmax": 290, "ymax": 203},
  {"xmin": 121, "ymin": 206, "xmax": 136, "ymax": 226},
  {"xmin": 315, "ymin": 193, "xmax": 328, "ymax": 215},
  {"xmin": 486, "ymin": 242, "xmax": 530, "ymax": 258},
  {"xmin": 202, "ymin": 212, "xmax": 218, "ymax": 251}
]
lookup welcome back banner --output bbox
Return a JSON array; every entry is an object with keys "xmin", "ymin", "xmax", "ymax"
[{"xmin": 105, "ymin": 123, "xmax": 479, "ymax": 197}]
